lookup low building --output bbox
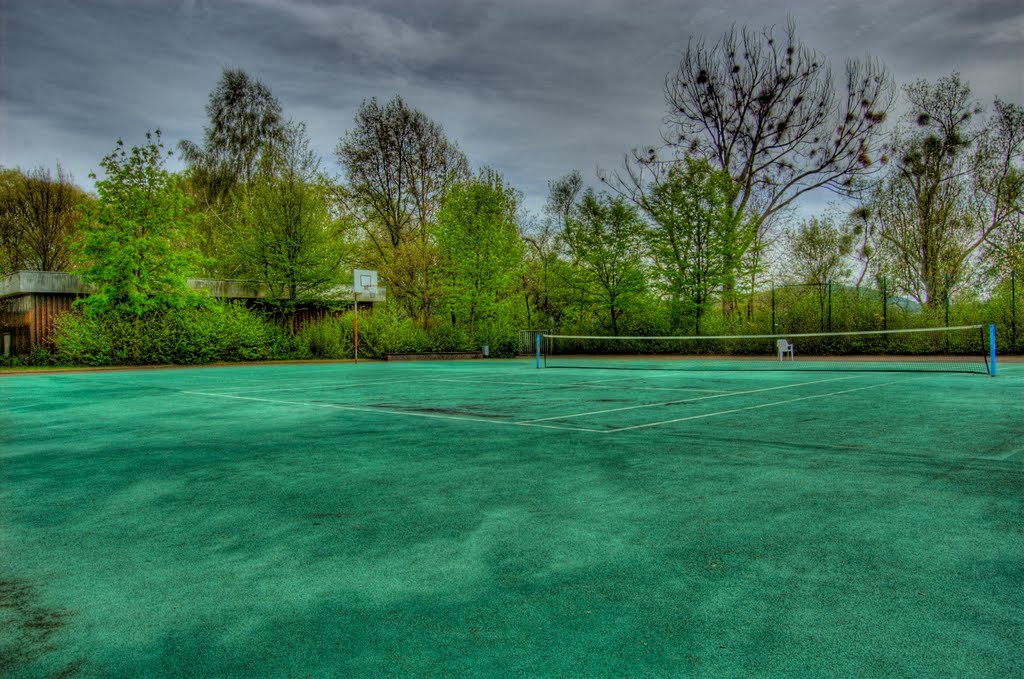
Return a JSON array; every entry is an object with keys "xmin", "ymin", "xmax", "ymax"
[{"xmin": 0, "ymin": 271, "xmax": 384, "ymax": 356}]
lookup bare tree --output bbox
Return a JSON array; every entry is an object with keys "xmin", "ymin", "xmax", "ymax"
[
  {"xmin": 872, "ymin": 74, "xmax": 1021, "ymax": 308},
  {"xmin": 0, "ymin": 166, "xmax": 87, "ymax": 273},
  {"xmin": 608, "ymin": 19, "xmax": 895, "ymax": 311},
  {"xmin": 975, "ymin": 98, "xmax": 1024, "ymax": 275}
]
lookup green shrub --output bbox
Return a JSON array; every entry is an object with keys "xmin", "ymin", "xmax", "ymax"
[
  {"xmin": 298, "ymin": 317, "xmax": 353, "ymax": 359},
  {"xmin": 51, "ymin": 303, "xmax": 295, "ymax": 366},
  {"xmin": 357, "ymin": 301, "xmax": 431, "ymax": 358}
]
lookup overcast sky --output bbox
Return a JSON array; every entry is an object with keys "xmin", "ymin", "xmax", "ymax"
[{"xmin": 2, "ymin": 0, "xmax": 1022, "ymax": 217}]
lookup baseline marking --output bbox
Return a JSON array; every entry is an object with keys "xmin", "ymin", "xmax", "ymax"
[
  {"xmin": 519, "ymin": 375, "xmax": 864, "ymax": 423},
  {"xmin": 609, "ymin": 379, "xmax": 911, "ymax": 431}
]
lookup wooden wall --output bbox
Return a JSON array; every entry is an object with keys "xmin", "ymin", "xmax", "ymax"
[{"xmin": 1, "ymin": 293, "xmax": 81, "ymax": 355}]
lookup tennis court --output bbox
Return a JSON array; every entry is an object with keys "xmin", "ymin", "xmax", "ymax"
[{"xmin": 2, "ymin": 358, "xmax": 1022, "ymax": 676}]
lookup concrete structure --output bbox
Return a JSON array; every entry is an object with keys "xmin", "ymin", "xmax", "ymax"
[{"xmin": 0, "ymin": 270, "xmax": 384, "ymax": 356}]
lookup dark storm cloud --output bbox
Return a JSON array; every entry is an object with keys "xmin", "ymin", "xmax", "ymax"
[{"xmin": 1, "ymin": 0, "xmax": 1021, "ymax": 213}]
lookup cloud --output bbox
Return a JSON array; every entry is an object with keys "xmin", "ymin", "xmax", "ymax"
[{"xmin": 2, "ymin": 0, "xmax": 1020, "ymax": 214}]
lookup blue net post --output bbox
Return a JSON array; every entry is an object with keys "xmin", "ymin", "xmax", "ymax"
[
  {"xmin": 989, "ymin": 324, "xmax": 997, "ymax": 377},
  {"xmin": 536, "ymin": 334, "xmax": 542, "ymax": 368}
]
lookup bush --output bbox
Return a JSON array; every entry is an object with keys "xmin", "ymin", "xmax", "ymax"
[
  {"xmin": 357, "ymin": 301, "xmax": 431, "ymax": 358},
  {"xmin": 297, "ymin": 317, "xmax": 353, "ymax": 359},
  {"xmin": 51, "ymin": 303, "xmax": 295, "ymax": 366}
]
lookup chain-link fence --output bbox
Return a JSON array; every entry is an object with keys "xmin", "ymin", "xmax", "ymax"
[{"xmin": 766, "ymin": 274, "xmax": 1022, "ymax": 353}]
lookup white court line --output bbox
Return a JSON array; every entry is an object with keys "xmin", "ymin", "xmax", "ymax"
[
  {"xmin": 519, "ymin": 375, "xmax": 863, "ymax": 423},
  {"xmin": 430, "ymin": 377, "xmax": 728, "ymax": 394},
  {"xmin": 610, "ymin": 379, "xmax": 911, "ymax": 432},
  {"xmin": 180, "ymin": 390, "xmax": 609, "ymax": 433}
]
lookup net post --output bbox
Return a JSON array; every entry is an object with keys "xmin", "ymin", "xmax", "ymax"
[
  {"xmin": 536, "ymin": 334, "xmax": 541, "ymax": 368},
  {"xmin": 989, "ymin": 323, "xmax": 997, "ymax": 377}
]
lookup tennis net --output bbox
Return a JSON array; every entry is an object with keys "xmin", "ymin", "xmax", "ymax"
[{"xmin": 542, "ymin": 325, "xmax": 994, "ymax": 374}]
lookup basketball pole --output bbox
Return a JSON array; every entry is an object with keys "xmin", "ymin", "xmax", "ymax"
[{"xmin": 354, "ymin": 290, "xmax": 359, "ymax": 364}]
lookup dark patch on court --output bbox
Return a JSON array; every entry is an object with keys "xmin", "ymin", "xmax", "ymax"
[
  {"xmin": 0, "ymin": 577, "xmax": 83, "ymax": 676},
  {"xmin": 406, "ymin": 406, "xmax": 507, "ymax": 419}
]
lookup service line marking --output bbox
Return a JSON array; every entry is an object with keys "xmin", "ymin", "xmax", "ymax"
[
  {"xmin": 609, "ymin": 379, "xmax": 912, "ymax": 431},
  {"xmin": 429, "ymin": 377, "xmax": 728, "ymax": 394},
  {"xmin": 518, "ymin": 375, "xmax": 864, "ymax": 423}
]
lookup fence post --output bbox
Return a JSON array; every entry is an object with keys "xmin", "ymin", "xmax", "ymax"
[
  {"xmin": 827, "ymin": 280, "xmax": 832, "ymax": 333},
  {"xmin": 945, "ymin": 274, "xmax": 950, "ymax": 327},
  {"xmin": 771, "ymin": 281, "xmax": 775, "ymax": 335},
  {"xmin": 1012, "ymin": 269, "xmax": 1017, "ymax": 351},
  {"xmin": 882, "ymin": 277, "xmax": 887, "ymax": 331}
]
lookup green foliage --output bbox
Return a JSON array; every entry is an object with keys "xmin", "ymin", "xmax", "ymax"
[
  {"xmin": 296, "ymin": 316, "xmax": 353, "ymax": 359},
  {"xmin": 234, "ymin": 123, "xmax": 350, "ymax": 308},
  {"xmin": 784, "ymin": 215, "xmax": 854, "ymax": 285},
  {"xmin": 647, "ymin": 158, "xmax": 737, "ymax": 333},
  {"xmin": 337, "ymin": 95, "xmax": 469, "ymax": 327},
  {"xmin": 557, "ymin": 180, "xmax": 647, "ymax": 335},
  {"xmin": 51, "ymin": 303, "xmax": 292, "ymax": 366},
  {"xmin": 357, "ymin": 300, "xmax": 431, "ymax": 358},
  {"xmin": 436, "ymin": 168, "xmax": 524, "ymax": 338},
  {"xmin": 73, "ymin": 131, "xmax": 206, "ymax": 317}
]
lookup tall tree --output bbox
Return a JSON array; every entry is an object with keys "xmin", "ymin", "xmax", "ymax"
[
  {"xmin": 610, "ymin": 19, "xmax": 895, "ymax": 311},
  {"xmin": 646, "ymin": 157, "xmax": 736, "ymax": 333},
  {"xmin": 975, "ymin": 98, "xmax": 1024, "ymax": 276},
  {"xmin": 234, "ymin": 122, "xmax": 351, "ymax": 313},
  {"xmin": 553, "ymin": 175, "xmax": 647, "ymax": 335},
  {"xmin": 436, "ymin": 168, "xmax": 524, "ymax": 338},
  {"xmin": 784, "ymin": 215, "xmax": 854, "ymax": 286},
  {"xmin": 179, "ymin": 68, "xmax": 286, "ymax": 187},
  {"xmin": 179, "ymin": 68, "xmax": 286, "ymax": 271},
  {"xmin": 521, "ymin": 213, "xmax": 572, "ymax": 330},
  {"xmin": 74, "ymin": 132, "xmax": 205, "ymax": 317},
  {"xmin": 870, "ymin": 74, "xmax": 1022, "ymax": 307},
  {"xmin": 336, "ymin": 96, "xmax": 469, "ymax": 325},
  {"xmin": 0, "ymin": 166, "xmax": 88, "ymax": 273}
]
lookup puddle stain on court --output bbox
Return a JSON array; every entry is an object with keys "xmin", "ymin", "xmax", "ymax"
[{"xmin": 0, "ymin": 577, "xmax": 86, "ymax": 676}]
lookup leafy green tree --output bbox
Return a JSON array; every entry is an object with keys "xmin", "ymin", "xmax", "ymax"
[
  {"xmin": 74, "ymin": 131, "xmax": 205, "ymax": 317},
  {"xmin": 552, "ymin": 174, "xmax": 647, "ymax": 335},
  {"xmin": 336, "ymin": 96, "xmax": 469, "ymax": 325},
  {"xmin": 436, "ymin": 169, "xmax": 524, "ymax": 338},
  {"xmin": 521, "ymin": 213, "xmax": 572, "ymax": 330},
  {"xmin": 234, "ymin": 122, "xmax": 351, "ymax": 312},
  {"xmin": 784, "ymin": 215, "xmax": 854, "ymax": 286},
  {"xmin": 0, "ymin": 165, "xmax": 88, "ymax": 273},
  {"xmin": 647, "ymin": 158, "xmax": 736, "ymax": 333}
]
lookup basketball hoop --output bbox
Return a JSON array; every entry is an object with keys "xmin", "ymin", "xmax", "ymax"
[{"xmin": 353, "ymin": 270, "xmax": 378, "ymax": 363}]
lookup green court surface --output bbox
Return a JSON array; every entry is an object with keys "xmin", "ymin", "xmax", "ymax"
[{"xmin": 1, "ymin": 360, "xmax": 1022, "ymax": 676}]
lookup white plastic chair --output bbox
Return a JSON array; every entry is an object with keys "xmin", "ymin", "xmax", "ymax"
[{"xmin": 777, "ymin": 339, "xmax": 794, "ymax": 361}]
